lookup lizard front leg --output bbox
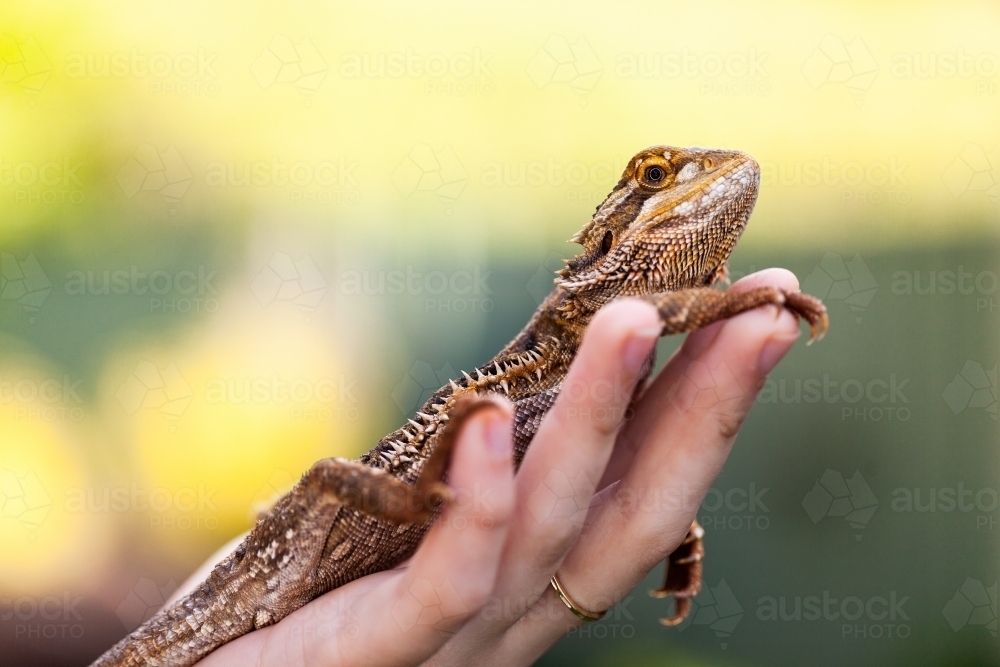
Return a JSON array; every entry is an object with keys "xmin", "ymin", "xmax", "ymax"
[
  {"xmin": 91, "ymin": 399, "xmax": 493, "ymax": 667},
  {"xmin": 641, "ymin": 285, "xmax": 829, "ymax": 342}
]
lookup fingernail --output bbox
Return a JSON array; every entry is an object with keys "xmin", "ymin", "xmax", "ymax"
[
  {"xmin": 483, "ymin": 410, "xmax": 511, "ymax": 460},
  {"xmin": 758, "ymin": 332, "xmax": 799, "ymax": 374},
  {"xmin": 623, "ymin": 324, "xmax": 661, "ymax": 375}
]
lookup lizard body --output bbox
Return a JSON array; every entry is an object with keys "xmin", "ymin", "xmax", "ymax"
[{"xmin": 91, "ymin": 145, "xmax": 827, "ymax": 667}]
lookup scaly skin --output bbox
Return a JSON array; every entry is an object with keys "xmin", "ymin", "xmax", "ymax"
[{"xmin": 91, "ymin": 145, "xmax": 828, "ymax": 666}]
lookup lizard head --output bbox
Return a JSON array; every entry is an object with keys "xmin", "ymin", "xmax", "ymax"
[{"xmin": 556, "ymin": 145, "xmax": 760, "ymax": 309}]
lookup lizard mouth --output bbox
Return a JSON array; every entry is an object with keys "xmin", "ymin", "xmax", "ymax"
[{"xmin": 635, "ymin": 152, "xmax": 760, "ymax": 234}]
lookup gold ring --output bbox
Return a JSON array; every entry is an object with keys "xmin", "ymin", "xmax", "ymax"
[{"xmin": 550, "ymin": 573, "xmax": 606, "ymax": 622}]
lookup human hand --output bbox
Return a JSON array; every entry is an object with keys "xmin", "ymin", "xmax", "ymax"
[
  {"xmin": 421, "ymin": 268, "xmax": 804, "ymax": 666},
  {"xmin": 181, "ymin": 268, "xmax": 802, "ymax": 667}
]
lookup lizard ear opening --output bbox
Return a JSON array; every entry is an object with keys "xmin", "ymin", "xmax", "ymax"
[{"xmin": 600, "ymin": 230, "xmax": 614, "ymax": 255}]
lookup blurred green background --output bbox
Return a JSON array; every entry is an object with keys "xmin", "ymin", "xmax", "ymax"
[{"xmin": 1, "ymin": 1, "xmax": 998, "ymax": 665}]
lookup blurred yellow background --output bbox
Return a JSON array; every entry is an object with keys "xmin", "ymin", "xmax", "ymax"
[{"xmin": 1, "ymin": 1, "xmax": 998, "ymax": 665}]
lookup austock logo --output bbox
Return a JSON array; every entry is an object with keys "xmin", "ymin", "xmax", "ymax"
[
  {"xmin": 64, "ymin": 47, "xmax": 219, "ymax": 96},
  {"xmin": 339, "ymin": 47, "xmax": 494, "ymax": 97},
  {"xmin": 391, "ymin": 577, "xmax": 468, "ymax": 633},
  {"xmin": 340, "ymin": 48, "xmax": 493, "ymax": 79},
  {"xmin": 206, "ymin": 374, "xmax": 359, "ymax": 423},
  {"xmin": 756, "ymin": 589, "xmax": 911, "ymax": 640},
  {"xmin": 758, "ymin": 372, "xmax": 911, "ymax": 423},
  {"xmin": 116, "ymin": 578, "xmax": 177, "ymax": 632},
  {"xmin": 116, "ymin": 143, "xmax": 193, "ymax": 209},
  {"xmin": 802, "ymin": 469, "xmax": 878, "ymax": 541},
  {"xmin": 0, "ymin": 468, "xmax": 51, "ymax": 532},
  {"xmin": 890, "ymin": 49, "xmax": 998, "ymax": 80},
  {"xmin": 666, "ymin": 358, "xmax": 746, "ymax": 416},
  {"xmin": 116, "ymin": 360, "xmax": 193, "ymax": 426},
  {"xmin": 891, "ymin": 484, "xmax": 999, "ymax": 530},
  {"xmin": 250, "ymin": 252, "xmax": 329, "ymax": 321},
  {"xmin": 479, "ymin": 155, "xmax": 627, "ymax": 205},
  {"xmin": 942, "ymin": 361, "xmax": 996, "ymax": 420},
  {"xmin": 615, "ymin": 47, "xmax": 770, "ymax": 97},
  {"xmin": 392, "ymin": 143, "xmax": 468, "ymax": 204},
  {"xmin": 801, "ymin": 34, "xmax": 878, "ymax": 105},
  {"xmin": 204, "ymin": 156, "xmax": 360, "ymax": 205},
  {"xmin": 64, "ymin": 482, "xmax": 219, "ymax": 531},
  {"xmin": 943, "ymin": 578, "xmax": 997, "ymax": 636},
  {"xmin": 890, "ymin": 266, "xmax": 1000, "ymax": 314},
  {"xmin": 526, "ymin": 253, "xmax": 563, "ymax": 306},
  {"xmin": 942, "ymin": 143, "xmax": 999, "ymax": 219},
  {"xmin": 1, "ymin": 591, "xmax": 84, "ymax": 641},
  {"xmin": 759, "ymin": 156, "xmax": 911, "ymax": 206},
  {"xmin": 0, "ymin": 34, "xmax": 52, "ymax": 101},
  {"xmin": 251, "ymin": 35, "xmax": 327, "ymax": 95},
  {"xmin": 116, "ymin": 354, "xmax": 356, "ymax": 429},
  {"xmin": 615, "ymin": 48, "xmax": 767, "ymax": 78},
  {"xmin": 337, "ymin": 265, "xmax": 493, "ymax": 314},
  {"xmin": 564, "ymin": 596, "xmax": 636, "ymax": 640},
  {"xmin": 698, "ymin": 483, "xmax": 770, "ymax": 532},
  {"xmin": 1, "ymin": 252, "xmax": 51, "ymax": 323},
  {"xmin": 526, "ymin": 468, "xmax": 595, "ymax": 528},
  {"xmin": 392, "ymin": 361, "xmax": 456, "ymax": 417},
  {"xmin": 527, "ymin": 35, "xmax": 602, "ymax": 102},
  {"xmin": 63, "ymin": 264, "xmax": 220, "ymax": 315},
  {"xmin": 802, "ymin": 252, "xmax": 878, "ymax": 324},
  {"xmin": 1, "ymin": 373, "xmax": 85, "ymax": 422},
  {"xmin": 249, "ymin": 469, "xmax": 297, "ymax": 519},
  {"xmin": 673, "ymin": 579, "xmax": 744, "ymax": 649},
  {"xmin": 1, "ymin": 156, "xmax": 86, "ymax": 205},
  {"xmin": 890, "ymin": 49, "xmax": 1000, "ymax": 96}
]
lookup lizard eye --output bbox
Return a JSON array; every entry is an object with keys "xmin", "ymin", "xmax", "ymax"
[
  {"xmin": 600, "ymin": 230, "xmax": 614, "ymax": 254},
  {"xmin": 636, "ymin": 156, "xmax": 674, "ymax": 189},
  {"xmin": 702, "ymin": 157, "xmax": 716, "ymax": 169}
]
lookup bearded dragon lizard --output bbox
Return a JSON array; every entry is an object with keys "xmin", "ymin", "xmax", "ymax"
[{"xmin": 91, "ymin": 145, "xmax": 828, "ymax": 666}]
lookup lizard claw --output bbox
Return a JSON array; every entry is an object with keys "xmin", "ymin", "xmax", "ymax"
[
  {"xmin": 783, "ymin": 291, "xmax": 829, "ymax": 344},
  {"xmin": 650, "ymin": 520, "xmax": 704, "ymax": 626}
]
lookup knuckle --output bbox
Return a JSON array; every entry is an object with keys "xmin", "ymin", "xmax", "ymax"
[
  {"xmin": 715, "ymin": 403, "xmax": 751, "ymax": 440},
  {"xmin": 531, "ymin": 529, "xmax": 580, "ymax": 573},
  {"xmin": 627, "ymin": 519, "xmax": 695, "ymax": 562},
  {"xmin": 479, "ymin": 494, "xmax": 516, "ymax": 532},
  {"xmin": 461, "ymin": 579, "xmax": 496, "ymax": 613}
]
